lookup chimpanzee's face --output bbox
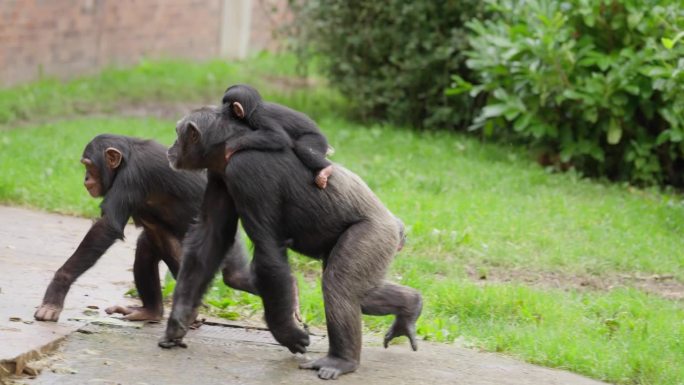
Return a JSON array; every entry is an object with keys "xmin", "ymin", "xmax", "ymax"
[
  {"xmin": 80, "ymin": 145, "xmax": 122, "ymax": 198},
  {"xmin": 168, "ymin": 118, "xmax": 205, "ymax": 171},
  {"xmin": 81, "ymin": 158, "xmax": 103, "ymax": 197}
]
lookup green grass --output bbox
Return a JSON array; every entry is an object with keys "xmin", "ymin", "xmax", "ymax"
[
  {"xmin": 1, "ymin": 59, "xmax": 683, "ymax": 385},
  {"xmin": 0, "ymin": 52, "xmax": 344, "ymax": 127}
]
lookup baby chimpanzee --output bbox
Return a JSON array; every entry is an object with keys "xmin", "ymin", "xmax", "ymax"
[{"xmin": 221, "ymin": 84, "xmax": 334, "ymax": 188}]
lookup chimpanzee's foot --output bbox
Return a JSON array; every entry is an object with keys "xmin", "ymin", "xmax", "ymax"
[
  {"xmin": 383, "ymin": 295, "xmax": 422, "ymax": 351},
  {"xmin": 159, "ymin": 315, "xmax": 189, "ymax": 349},
  {"xmin": 158, "ymin": 337, "xmax": 187, "ymax": 349},
  {"xmin": 105, "ymin": 305, "xmax": 162, "ymax": 321},
  {"xmin": 315, "ymin": 166, "xmax": 334, "ymax": 189},
  {"xmin": 34, "ymin": 304, "xmax": 63, "ymax": 322},
  {"xmin": 271, "ymin": 324, "xmax": 310, "ymax": 354},
  {"xmin": 299, "ymin": 355, "xmax": 359, "ymax": 380},
  {"xmin": 189, "ymin": 316, "xmax": 206, "ymax": 330}
]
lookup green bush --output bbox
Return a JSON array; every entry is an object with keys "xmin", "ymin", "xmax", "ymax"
[
  {"xmin": 288, "ymin": 0, "xmax": 487, "ymax": 129},
  {"xmin": 449, "ymin": 0, "xmax": 684, "ymax": 186}
]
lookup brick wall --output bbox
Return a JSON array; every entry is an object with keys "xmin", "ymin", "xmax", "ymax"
[
  {"xmin": 249, "ymin": 0, "xmax": 290, "ymax": 53},
  {"xmin": 0, "ymin": 0, "xmax": 287, "ymax": 86}
]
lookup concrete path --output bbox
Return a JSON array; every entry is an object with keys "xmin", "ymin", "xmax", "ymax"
[
  {"xmin": 0, "ymin": 206, "xmax": 611, "ymax": 384},
  {"xmin": 0, "ymin": 206, "xmax": 139, "ymax": 378}
]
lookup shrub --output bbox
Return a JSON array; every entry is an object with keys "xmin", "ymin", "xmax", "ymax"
[
  {"xmin": 287, "ymin": 0, "xmax": 487, "ymax": 129},
  {"xmin": 449, "ymin": 0, "xmax": 684, "ymax": 186}
]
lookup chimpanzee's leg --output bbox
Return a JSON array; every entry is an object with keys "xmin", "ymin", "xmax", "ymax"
[
  {"xmin": 361, "ymin": 282, "xmax": 422, "ymax": 351},
  {"xmin": 292, "ymin": 134, "xmax": 333, "ymax": 189},
  {"xmin": 300, "ymin": 219, "xmax": 397, "ymax": 380},
  {"xmin": 253, "ymin": 241, "xmax": 310, "ymax": 353},
  {"xmin": 105, "ymin": 231, "xmax": 165, "ymax": 321},
  {"xmin": 221, "ymin": 235, "xmax": 303, "ymax": 321},
  {"xmin": 220, "ymin": 233, "xmax": 258, "ymax": 295},
  {"xmin": 159, "ymin": 234, "xmax": 182, "ymax": 278},
  {"xmin": 159, "ymin": 175, "xmax": 240, "ymax": 348}
]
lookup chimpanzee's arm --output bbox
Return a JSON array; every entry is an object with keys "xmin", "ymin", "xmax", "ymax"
[
  {"xmin": 252, "ymin": 239, "xmax": 309, "ymax": 353},
  {"xmin": 269, "ymin": 103, "xmax": 332, "ymax": 174},
  {"xmin": 292, "ymin": 133, "xmax": 333, "ymax": 172},
  {"xmin": 224, "ymin": 124, "xmax": 293, "ymax": 153},
  {"xmin": 161, "ymin": 172, "xmax": 240, "ymax": 348},
  {"xmin": 34, "ymin": 215, "xmax": 127, "ymax": 321}
]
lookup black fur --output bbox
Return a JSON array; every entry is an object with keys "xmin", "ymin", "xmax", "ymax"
[
  {"xmin": 35, "ymin": 134, "xmax": 249, "ymax": 322},
  {"xmin": 222, "ymin": 84, "xmax": 332, "ymax": 179},
  {"xmin": 163, "ymin": 109, "xmax": 422, "ymax": 380}
]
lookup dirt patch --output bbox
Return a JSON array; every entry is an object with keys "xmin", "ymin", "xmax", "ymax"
[{"xmin": 467, "ymin": 266, "xmax": 684, "ymax": 301}]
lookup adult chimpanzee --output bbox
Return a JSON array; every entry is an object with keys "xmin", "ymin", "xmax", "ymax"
[
  {"xmin": 222, "ymin": 84, "xmax": 334, "ymax": 189},
  {"xmin": 34, "ymin": 134, "xmax": 255, "ymax": 322},
  {"xmin": 161, "ymin": 107, "xmax": 422, "ymax": 380}
]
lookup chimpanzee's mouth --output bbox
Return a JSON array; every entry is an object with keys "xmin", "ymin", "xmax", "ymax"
[{"xmin": 85, "ymin": 185, "xmax": 99, "ymax": 197}]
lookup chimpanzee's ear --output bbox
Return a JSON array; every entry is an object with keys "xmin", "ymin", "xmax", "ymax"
[
  {"xmin": 232, "ymin": 102, "xmax": 245, "ymax": 119},
  {"xmin": 187, "ymin": 121, "xmax": 201, "ymax": 144},
  {"xmin": 104, "ymin": 147, "xmax": 123, "ymax": 169}
]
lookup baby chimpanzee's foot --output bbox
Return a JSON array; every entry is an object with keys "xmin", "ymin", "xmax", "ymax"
[
  {"xmin": 383, "ymin": 295, "xmax": 423, "ymax": 351},
  {"xmin": 315, "ymin": 166, "xmax": 334, "ymax": 189},
  {"xmin": 299, "ymin": 355, "xmax": 358, "ymax": 380},
  {"xmin": 105, "ymin": 305, "xmax": 162, "ymax": 322}
]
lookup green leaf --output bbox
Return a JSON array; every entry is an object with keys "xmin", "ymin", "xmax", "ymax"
[
  {"xmin": 661, "ymin": 32, "xmax": 684, "ymax": 50},
  {"xmin": 607, "ymin": 119, "xmax": 622, "ymax": 145},
  {"xmin": 504, "ymin": 108, "xmax": 520, "ymax": 121},
  {"xmin": 481, "ymin": 104, "xmax": 508, "ymax": 119},
  {"xmin": 627, "ymin": 12, "xmax": 643, "ymax": 29},
  {"xmin": 446, "ymin": 75, "xmax": 473, "ymax": 95},
  {"xmin": 469, "ymin": 85, "xmax": 486, "ymax": 98},
  {"xmin": 656, "ymin": 131, "xmax": 670, "ymax": 146},
  {"xmin": 639, "ymin": 66, "xmax": 671, "ymax": 78},
  {"xmin": 562, "ymin": 89, "xmax": 584, "ymax": 100},
  {"xmin": 583, "ymin": 107, "xmax": 598, "ymax": 124},
  {"xmin": 513, "ymin": 114, "xmax": 533, "ymax": 132}
]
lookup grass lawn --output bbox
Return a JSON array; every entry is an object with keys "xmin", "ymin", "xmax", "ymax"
[{"xmin": 1, "ymin": 57, "xmax": 683, "ymax": 385}]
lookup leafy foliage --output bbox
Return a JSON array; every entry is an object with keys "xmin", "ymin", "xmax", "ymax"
[
  {"xmin": 449, "ymin": 0, "xmax": 684, "ymax": 186},
  {"xmin": 287, "ymin": 0, "xmax": 487, "ymax": 129}
]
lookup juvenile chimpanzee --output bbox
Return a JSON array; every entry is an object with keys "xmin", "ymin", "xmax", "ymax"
[
  {"xmin": 221, "ymin": 84, "xmax": 334, "ymax": 189},
  {"xmin": 34, "ymin": 134, "xmax": 255, "ymax": 322},
  {"xmin": 162, "ymin": 107, "xmax": 422, "ymax": 380}
]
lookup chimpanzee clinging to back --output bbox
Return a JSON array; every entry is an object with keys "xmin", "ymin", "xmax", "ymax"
[
  {"xmin": 221, "ymin": 84, "xmax": 335, "ymax": 189},
  {"xmin": 161, "ymin": 107, "xmax": 422, "ymax": 380},
  {"xmin": 34, "ymin": 134, "xmax": 255, "ymax": 322}
]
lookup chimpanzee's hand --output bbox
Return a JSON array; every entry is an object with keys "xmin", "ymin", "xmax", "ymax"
[
  {"xmin": 34, "ymin": 303, "xmax": 62, "ymax": 322},
  {"xmin": 158, "ymin": 337, "xmax": 188, "ymax": 349},
  {"xmin": 159, "ymin": 315, "xmax": 189, "ymax": 349}
]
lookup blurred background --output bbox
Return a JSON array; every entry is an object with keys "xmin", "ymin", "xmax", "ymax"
[{"xmin": 0, "ymin": 0, "xmax": 287, "ymax": 85}]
